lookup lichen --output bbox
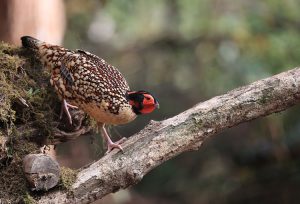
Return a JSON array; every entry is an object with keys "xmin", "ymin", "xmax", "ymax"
[
  {"xmin": 258, "ymin": 86, "xmax": 275, "ymax": 105},
  {"xmin": 60, "ymin": 166, "xmax": 78, "ymax": 190}
]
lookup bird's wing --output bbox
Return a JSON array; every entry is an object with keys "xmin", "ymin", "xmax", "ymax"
[
  {"xmin": 74, "ymin": 49, "xmax": 130, "ymax": 91},
  {"xmin": 60, "ymin": 50, "xmax": 130, "ymax": 107},
  {"xmin": 60, "ymin": 62, "xmax": 74, "ymax": 87}
]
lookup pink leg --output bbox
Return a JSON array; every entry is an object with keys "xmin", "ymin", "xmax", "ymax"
[
  {"xmin": 60, "ymin": 99, "xmax": 78, "ymax": 124},
  {"xmin": 99, "ymin": 123, "xmax": 126, "ymax": 154}
]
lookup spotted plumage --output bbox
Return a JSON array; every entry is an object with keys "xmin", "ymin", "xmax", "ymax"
[
  {"xmin": 23, "ymin": 37, "xmax": 135, "ymax": 124},
  {"xmin": 21, "ymin": 36, "xmax": 159, "ymax": 153}
]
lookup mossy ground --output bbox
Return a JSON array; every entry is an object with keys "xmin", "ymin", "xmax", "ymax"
[
  {"xmin": 60, "ymin": 166, "xmax": 78, "ymax": 190},
  {"xmin": 23, "ymin": 192, "xmax": 37, "ymax": 204},
  {"xmin": 0, "ymin": 42, "xmax": 61, "ymax": 202}
]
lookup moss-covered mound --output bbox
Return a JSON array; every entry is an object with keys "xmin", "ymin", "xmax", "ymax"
[
  {"xmin": 0, "ymin": 42, "xmax": 59, "ymax": 139},
  {"xmin": 0, "ymin": 42, "xmax": 60, "ymax": 202},
  {"xmin": 0, "ymin": 40, "xmax": 95, "ymax": 202}
]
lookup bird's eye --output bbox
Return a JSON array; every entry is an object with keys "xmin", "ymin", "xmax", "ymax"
[{"xmin": 145, "ymin": 97, "xmax": 151, "ymax": 100}]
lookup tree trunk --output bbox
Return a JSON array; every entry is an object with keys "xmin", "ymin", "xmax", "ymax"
[{"xmin": 0, "ymin": 0, "xmax": 65, "ymax": 45}]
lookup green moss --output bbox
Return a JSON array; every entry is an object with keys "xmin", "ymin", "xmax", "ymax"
[
  {"xmin": 0, "ymin": 41, "xmax": 58, "ymax": 135},
  {"xmin": 60, "ymin": 166, "xmax": 78, "ymax": 190},
  {"xmin": 0, "ymin": 44, "xmax": 21, "ymax": 128},
  {"xmin": 0, "ymin": 41, "xmax": 61, "ymax": 202},
  {"xmin": 0, "ymin": 39, "xmax": 94, "ymax": 201},
  {"xmin": 23, "ymin": 192, "xmax": 37, "ymax": 204},
  {"xmin": 0, "ymin": 138, "xmax": 39, "ymax": 202}
]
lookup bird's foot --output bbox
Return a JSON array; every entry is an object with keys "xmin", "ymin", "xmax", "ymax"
[
  {"xmin": 60, "ymin": 99, "xmax": 78, "ymax": 124},
  {"xmin": 40, "ymin": 144, "xmax": 56, "ymax": 154},
  {"xmin": 40, "ymin": 145, "xmax": 50, "ymax": 154},
  {"xmin": 105, "ymin": 137, "xmax": 127, "ymax": 154}
]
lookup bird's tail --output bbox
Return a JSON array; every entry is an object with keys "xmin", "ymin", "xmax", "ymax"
[{"xmin": 21, "ymin": 36, "xmax": 44, "ymax": 50}]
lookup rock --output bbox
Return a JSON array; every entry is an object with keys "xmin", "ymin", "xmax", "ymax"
[{"xmin": 23, "ymin": 153, "xmax": 60, "ymax": 191}]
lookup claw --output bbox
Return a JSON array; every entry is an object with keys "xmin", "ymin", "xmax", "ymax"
[
  {"xmin": 60, "ymin": 99, "xmax": 78, "ymax": 124},
  {"xmin": 106, "ymin": 143, "xmax": 123, "ymax": 154},
  {"xmin": 99, "ymin": 123, "xmax": 126, "ymax": 154},
  {"xmin": 105, "ymin": 137, "xmax": 127, "ymax": 154}
]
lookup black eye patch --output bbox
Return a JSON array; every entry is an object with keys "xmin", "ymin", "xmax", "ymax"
[{"xmin": 127, "ymin": 92, "xmax": 144, "ymax": 102}]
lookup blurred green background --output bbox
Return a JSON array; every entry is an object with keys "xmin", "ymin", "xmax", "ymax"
[{"xmin": 50, "ymin": 0, "xmax": 300, "ymax": 203}]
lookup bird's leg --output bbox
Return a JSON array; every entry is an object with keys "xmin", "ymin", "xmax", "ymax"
[
  {"xmin": 99, "ymin": 123, "xmax": 126, "ymax": 154},
  {"xmin": 60, "ymin": 99, "xmax": 78, "ymax": 124},
  {"xmin": 40, "ymin": 145, "xmax": 51, "ymax": 154}
]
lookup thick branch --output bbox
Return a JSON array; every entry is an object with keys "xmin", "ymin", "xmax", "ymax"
[{"xmin": 38, "ymin": 67, "xmax": 300, "ymax": 203}]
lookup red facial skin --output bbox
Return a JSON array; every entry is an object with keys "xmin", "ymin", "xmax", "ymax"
[
  {"xmin": 129, "ymin": 93, "xmax": 159, "ymax": 114},
  {"xmin": 140, "ymin": 93, "xmax": 157, "ymax": 114}
]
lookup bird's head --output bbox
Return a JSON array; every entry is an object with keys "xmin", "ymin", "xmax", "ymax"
[{"xmin": 127, "ymin": 90, "xmax": 159, "ymax": 115}]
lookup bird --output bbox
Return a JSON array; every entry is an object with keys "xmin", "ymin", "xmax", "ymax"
[{"xmin": 21, "ymin": 36, "xmax": 159, "ymax": 153}]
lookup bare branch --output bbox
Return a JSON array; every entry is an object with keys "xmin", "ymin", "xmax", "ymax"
[{"xmin": 38, "ymin": 67, "xmax": 300, "ymax": 203}]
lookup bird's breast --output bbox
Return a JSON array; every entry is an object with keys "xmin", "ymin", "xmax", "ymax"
[{"xmin": 78, "ymin": 101, "xmax": 137, "ymax": 125}]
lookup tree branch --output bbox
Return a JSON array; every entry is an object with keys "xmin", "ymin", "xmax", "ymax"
[{"xmin": 38, "ymin": 67, "xmax": 300, "ymax": 203}]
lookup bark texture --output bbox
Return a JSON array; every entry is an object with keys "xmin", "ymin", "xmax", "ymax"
[{"xmin": 38, "ymin": 67, "xmax": 300, "ymax": 203}]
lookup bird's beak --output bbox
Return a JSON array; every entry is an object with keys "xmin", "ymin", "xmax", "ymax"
[{"xmin": 155, "ymin": 102, "xmax": 160, "ymax": 109}]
